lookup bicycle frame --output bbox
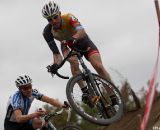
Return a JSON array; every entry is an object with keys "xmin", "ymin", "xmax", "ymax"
[
  {"xmin": 55, "ymin": 46, "xmax": 101, "ymax": 97},
  {"xmin": 48, "ymin": 46, "xmax": 124, "ymax": 125},
  {"xmin": 41, "ymin": 109, "xmax": 71, "ymax": 130},
  {"xmin": 77, "ymin": 53, "xmax": 101, "ymax": 97}
]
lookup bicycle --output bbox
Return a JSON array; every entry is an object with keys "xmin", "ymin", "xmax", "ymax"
[
  {"xmin": 47, "ymin": 44, "xmax": 124, "ymax": 125},
  {"xmin": 40, "ymin": 108, "xmax": 83, "ymax": 130}
]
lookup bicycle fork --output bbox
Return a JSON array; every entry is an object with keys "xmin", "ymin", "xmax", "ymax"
[
  {"xmin": 78, "ymin": 55, "xmax": 111, "ymax": 118},
  {"xmin": 78, "ymin": 60, "xmax": 100, "ymax": 105}
]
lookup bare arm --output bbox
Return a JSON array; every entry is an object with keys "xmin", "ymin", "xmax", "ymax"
[
  {"xmin": 53, "ymin": 53, "xmax": 63, "ymax": 64},
  {"xmin": 14, "ymin": 109, "xmax": 45, "ymax": 123},
  {"xmin": 41, "ymin": 95, "xmax": 63, "ymax": 108}
]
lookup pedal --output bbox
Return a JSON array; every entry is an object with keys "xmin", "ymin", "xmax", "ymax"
[{"xmin": 91, "ymin": 96, "xmax": 100, "ymax": 104}]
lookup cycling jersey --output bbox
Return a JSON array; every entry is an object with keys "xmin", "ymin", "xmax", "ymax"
[
  {"xmin": 51, "ymin": 13, "xmax": 83, "ymax": 41},
  {"xmin": 43, "ymin": 13, "xmax": 82, "ymax": 54},
  {"xmin": 4, "ymin": 89, "xmax": 43, "ymax": 130},
  {"xmin": 43, "ymin": 13, "xmax": 99, "ymax": 58}
]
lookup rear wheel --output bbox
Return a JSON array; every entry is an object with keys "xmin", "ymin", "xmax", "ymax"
[{"xmin": 66, "ymin": 73, "xmax": 124, "ymax": 125}]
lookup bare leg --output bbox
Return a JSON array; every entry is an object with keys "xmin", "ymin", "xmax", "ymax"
[
  {"xmin": 88, "ymin": 53, "xmax": 114, "ymax": 94},
  {"xmin": 62, "ymin": 49, "xmax": 85, "ymax": 89}
]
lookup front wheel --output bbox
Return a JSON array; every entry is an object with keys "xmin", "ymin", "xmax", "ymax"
[{"xmin": 66, "ymin": 73, "xmax": 124, "ymax": 125}]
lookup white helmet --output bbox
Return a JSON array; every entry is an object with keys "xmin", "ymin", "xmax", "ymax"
[
  {"xmin": 42, "ymin": 1, "xmax": 60, "ymax": 18},
  {"xmin": 15, "ymin": 75, "xmax": 32, "ymax": 88}
]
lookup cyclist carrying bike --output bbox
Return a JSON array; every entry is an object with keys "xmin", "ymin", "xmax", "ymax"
[
  {"xmin": 4, "ymin": 75, "xmax": 68, "ymax": 130},
  {"xmin": 42, "ymin": 1, "xmax": 118, "ymax": 108}
]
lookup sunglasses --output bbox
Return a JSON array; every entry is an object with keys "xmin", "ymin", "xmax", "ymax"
[
  {"xmin": 47, "ymin": 15, "xmax": 59, "ymax": 22},
  {"xmin": 20, "ymin": 84, "xmax": 32, "ymax": 91}
]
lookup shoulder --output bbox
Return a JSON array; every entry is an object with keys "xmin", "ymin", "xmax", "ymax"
[
  {"xmin": 43, "ymin": 23, "xmax": 52, "ymax": 34},
  {"xmin": 43, "ymin": 23, "xmax": 54, "ymax": 40},
  {"xmin": 62, "ymin": 13, "xmax": 78, "ymax": 21},
  {"xmin": 10, "ymin": 91, "xmax": 23, "ymax": 109},
  {"xmin": 62, "ymin": 13, "xmax": 80, "ymax": 26},
  {"xmin": 32, "ymin": 89, "xmax": 44, "ymax": 100},
  {"xmin": 32, "ymin": 89, "xmax": 40, "ymax": 95},
  {"xmin": 11, "ymin": 91, "xmax": 22, "ymax": 101}
]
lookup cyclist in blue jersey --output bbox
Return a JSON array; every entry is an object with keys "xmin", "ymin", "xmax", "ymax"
[{"xmin": 4, "ymin": 75, "xmax": 68, "ymax": 130}]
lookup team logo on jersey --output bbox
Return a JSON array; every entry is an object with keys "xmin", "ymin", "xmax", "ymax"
[
  {"xmin": 33, "ymin": 89, "xmax": 38, "ymax": 93},
  {"xmin": 70, "ymin": 15, "xmax": 78, "ymax": 22}
]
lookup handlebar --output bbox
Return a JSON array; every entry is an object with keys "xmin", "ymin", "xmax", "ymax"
[
  {"xmin": 47, "ymin": 44, "xmax": 89, "ymax": 79},
  {"xmin": 43, "ymin": 108, "xmax": 71, "ymax": 122},
  {"xmin": 56, "ymin": 72, "xmax": 69, "ymax": 79},
  {"xmin": 43, "ymin": 109, "xmax": 63, "ymax": 122}
]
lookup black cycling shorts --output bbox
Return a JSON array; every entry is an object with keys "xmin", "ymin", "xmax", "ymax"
[
  {"xmin": 61, "ymin": 35, "xmax": 99, "ymax": 60},
  {"xmin": 4, "ymin": 120, "xmax": 35, "ymax": 130}
]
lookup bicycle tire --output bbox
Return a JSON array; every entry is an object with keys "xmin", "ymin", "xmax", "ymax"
[
  {"xmin": 66, "ymin": 73, "xmax": 124, "ymax": 125},
  {"xmin": 62, "ymin": 123, "xmax": 83, "ymax": 130}
]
